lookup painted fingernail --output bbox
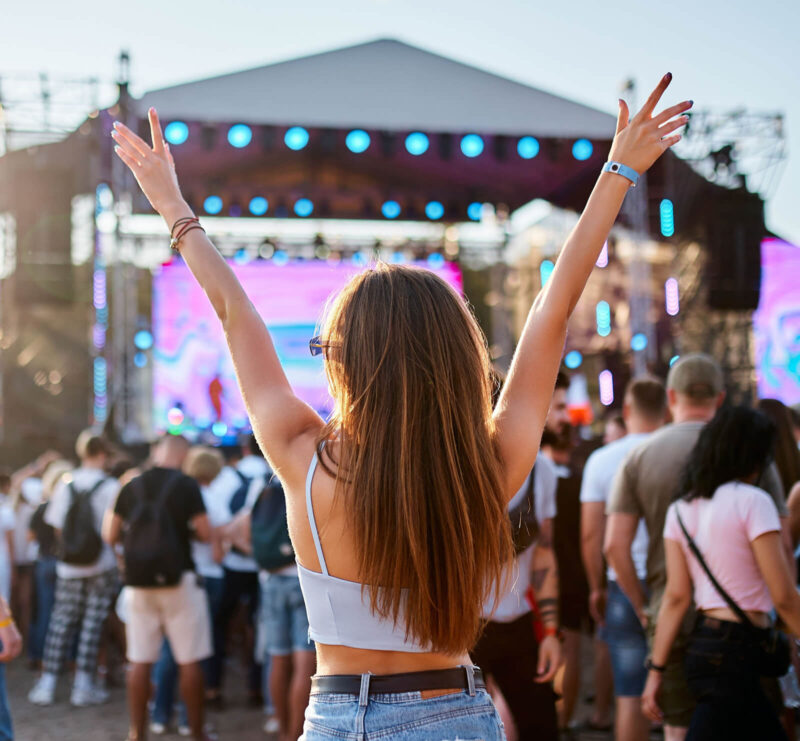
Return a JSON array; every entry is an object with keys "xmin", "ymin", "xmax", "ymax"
[
  {"xmin": 665, "ymin": 72, "xmax": 672, "ymax": 80},
  {"xmin": 113, "ymin": 121, "xmax": 120, "ymax": 128}
]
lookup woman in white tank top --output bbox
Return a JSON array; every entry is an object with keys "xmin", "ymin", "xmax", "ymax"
[{"xmin": 112, "ymin": 74, "xmax": 690, "ymax": 740}]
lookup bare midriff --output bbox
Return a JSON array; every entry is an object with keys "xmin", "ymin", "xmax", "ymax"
[
  {"xmin": 702, "ymin": 607, "xmax": 771, "ymax": 628},
  {"xmin": 315, "ymin": 644, "xmax": 474, "ymax": 699}
]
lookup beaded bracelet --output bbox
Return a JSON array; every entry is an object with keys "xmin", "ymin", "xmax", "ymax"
[{"xmin": 169, "ymin": 216, "xmax": 205, "ymax": 252}]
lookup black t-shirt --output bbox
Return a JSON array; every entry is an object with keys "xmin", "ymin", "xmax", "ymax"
[
  {"xmin": 114, "ymin": 467, "xmax": 205, "ymax": 573},
  {"xmin": 30, "ymin": 502, "xmax": 57, "ymax": 559}
]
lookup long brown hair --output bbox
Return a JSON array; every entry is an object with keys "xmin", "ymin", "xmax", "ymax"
[{"xmin": 317, "ymin": 263, "xmax": 513, "ymax": 654}]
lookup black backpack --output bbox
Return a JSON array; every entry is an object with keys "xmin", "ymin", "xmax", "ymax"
[
  {"xmin": 123, "ymin": 471, "xmax": 184, "ymax": 587},
  {"xmin": 228, "ymin": 469, "xmax": 252, "ymax": 515},
  {"xmin": 60, "ymin": 479, "xmax": 106, "ymax": 565},
  {"xmin": 508, "ymin": 464, "xmax": 539, "ymax": 555},
  {"xmin": 251, "ymin": 477, "xmax": 295, "ymax": 572}
]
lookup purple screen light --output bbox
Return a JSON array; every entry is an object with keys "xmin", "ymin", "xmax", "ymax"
[
  {"xmin": 753, "ymin": 238, "xmax": 800, "ymax": 404},
  {"xmin": 152, "ymin": 259, "xmax": 463, "ymax": 432}
]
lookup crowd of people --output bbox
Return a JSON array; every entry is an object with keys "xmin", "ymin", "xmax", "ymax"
[{"xmin": 0, "ymin": 355, "xmax": 799, "ymax": 741}]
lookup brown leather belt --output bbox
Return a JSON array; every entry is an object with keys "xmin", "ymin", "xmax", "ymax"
[{"xmin": 310, "ymin": 666, "xmax": 485, "ymax": 695}]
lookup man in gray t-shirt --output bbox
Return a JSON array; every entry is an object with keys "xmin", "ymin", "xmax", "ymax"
[{"xmin": 606, "ymin": 355, "xmax": 788, "ymax": 737}]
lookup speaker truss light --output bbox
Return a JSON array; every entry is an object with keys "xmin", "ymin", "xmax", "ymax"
[
  {"xmin": 425, "ymin": 201, "xmax": 444, "ymax": 220},
  {"xmin": 467, "ymin": 202, "xmax": 483, "ymax": 222},
  {"xmin": 381, "ymin": 201, "xmax": 401, "ymax": 219},
  {"xmin": 460, "ymin": 134, "xmax": 484, "ymax": 158},
  {"xmin": 565, "ymin": 350, "xmax": 583, "ymax": 369},
  {"xmin": 203, "ymin": 196, "xmax": 223, "ymax": 214},
  {"xmin": 294, "ymin": 199, "xmax": 314, "ymax": 217},
  {"xmin": 517, "ymin": 136, "xmax": 540, "ymax": 159},
  {"xmin": 599, "ymin": 370, "xmax": 614, "ymax": 406},
  {"xmin": 249, "ymin": 197, "xmax": 269, "ymax": 216},
  {"xmin": 572, "ymin": 139, "xmax": 593, "ymax": 160},
  {"xmin": 660, "ymin": 199, "xmax": 675, "ymax": 237},
  {"xmin": 346, "ymin": 130, "xmax": 371, "ymax": 153}
]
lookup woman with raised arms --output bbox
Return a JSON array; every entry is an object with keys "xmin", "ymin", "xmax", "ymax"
[{"xmin": 112, "ymin": 74, "xmax": 690, "ymax": 740}]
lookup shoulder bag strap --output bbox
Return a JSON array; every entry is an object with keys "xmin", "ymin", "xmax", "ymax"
[{"xmin": 676, "ymin": 505, "xmax": 755, "ymax": 629}]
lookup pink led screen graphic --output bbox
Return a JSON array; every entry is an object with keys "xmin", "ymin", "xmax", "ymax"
[
  {"xmin": 152, "ymin": 259, "xmax": 463, "ymax": 432},
  {"xmin": 753, "ymin": 239, "xmax": 800, "ymax": 405}
]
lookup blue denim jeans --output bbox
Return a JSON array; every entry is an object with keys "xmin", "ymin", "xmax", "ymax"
[
  {"xmin": 262, "ymin": 574, "xmax": 313, "ymax": 656},
  {"xmin": 0, "ymin": 662, "xmax": 11, "ymax": 740},
  {"xmin": 301, "ymin": 677, "xmax": 505, "ymax": 740},
  {"xmin": 604, "ymin": 580, "xmax": 648, "ymax": 697},
  {"xmin": 29, "ymin": 556, "xmax": 58, "ymax": 662}
]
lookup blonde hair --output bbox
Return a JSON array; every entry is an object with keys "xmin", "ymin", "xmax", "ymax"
[
  {"xmin": 41, "ymin": 460, "xmax": 74, "ymax": 501},
  {"xmin": 183, "ymin": 446, "xmax": 224, "ymax": 486},
  {"xmin": 317, "ymin": 263, "xmax": 512, "ymax": 654}
]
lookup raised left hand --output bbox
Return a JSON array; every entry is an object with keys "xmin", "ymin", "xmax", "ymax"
[{"xmin": 535, "ymin": 634, "xmax": 561, "ymax": 683}]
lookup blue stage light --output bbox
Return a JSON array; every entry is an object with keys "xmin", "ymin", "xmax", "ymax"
[
  {"xmin": 381, "ymin": 200, "xmax": 401, "ymax": 219},
  {"xmin": 596, "ymin": 300, "xmax": 611, "ymax": 337},
  {"xmin": 467, "ymin": 202, "xmax": 483, "ymax": 222},
  {"xmin": 203, "ymin": 196, "xmax": 223, "ymax": 214},
  {"xmin": 134, "ymin": 352, "xmax": 147, "ymax": 368},
  {"xmin": 211, "ymin": 422, "xmax": 228, "ymax": 437},
  {"xmin": 390, "ymin": 252, "xmax": 405, "ymax": 264},
  {"xmin": 540, "ymin": 260, "xmax": 555, "ymax": 287},
  {"xmin": 427, "ymin": 253, "xmax": 445, "ymax": 269},
  {"xmin": 572, "ymin": 139, "xmax": 593, "ymax": 161},
  {"xmin": 405, "ymin": 132, "xmax": 429, "ymax": 156},
  {"xmin": 249, "ymin": 197, "xmax": 268, "ymax": 216},
  {"xmin": 660, "ymin": 199, "xmax": 675, "ymax": 237},
  {"xmin": 565, "ymin": 350, "xmax": 583, "ymax": 369},
  {"xmin": 294, "ymin": 198, "xmax": 314, "ymax": 217},
  {"xmin": 460, "ymin": 134, "xmax": 484, "ymax": 158},
  {"xmin": 346, "ymin": 130, "xmax": 371, "ymax": 153},
  {"xmin": 134, "ymin": 330, "xmax": 153, "ymax": 351},
  {"xmin": 272, "ymin": 250, "xmax": 289, "ymax": 266},
  {"xmin": 164, "ymin": 121, "xmax": 189, "ymax": 145},
  {"xmin": 517, "ymin": 136, "xmax": 540, "ymax": 159},
  {"xmin": 233, "ymin": 248, "xmax": 250, "ymax": 265},
  {"xmin": 425, "ymin": 201, "xmax": 444, "ymax": 220},
  {"xmin": 227, "ymin": 124, "xmax": 253, "ymax": 148},
  {"xmin": 631, "ymin": 332, "xmax": 648, "ymax": 352},
  {"xmin": 284, "ymin": 126, "xmax": 309, "ymax": 151},
  {"xmin": 351, "ymin": 252, "xmax": 368, "ymax": 266}
]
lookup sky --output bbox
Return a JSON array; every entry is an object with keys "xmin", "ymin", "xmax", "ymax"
[{"xmin": 2, "ymin": 0, "xmax": 798, "ymax": 243}]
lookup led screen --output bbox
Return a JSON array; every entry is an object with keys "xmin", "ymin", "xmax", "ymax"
[
  {"xmin": 152, "ymin": 259, "xmax": 463, "ymax": 434},
  {"xmin": 753, "ymin": 238, "xmax": 800, "ymax": 405}
]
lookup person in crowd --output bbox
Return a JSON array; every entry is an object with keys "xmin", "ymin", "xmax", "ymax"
[
  {"xmin": 758, "ymin": 399, "xmax": 800, "ymax": 506},
  {"xmin": 237, "ymin": 435, "xmax": 271, "ymax": 479},
  {"xmin": 0, "ymin": 476, "xmax": 14, "ymax": 608},
  {"xmin": 0, "ymin": 591, "xmax": 23, "ymax": 741},
  {"xmin": 470, "ymin": 372, "xmax": 561, "ymax": 740},
  {"xmin": 28, "ymin": 434, "xmax": 119, "ymax": 707},
  {"xmin": 604, "ymin": 414, "xmax": 628, "ymax": 445},
  {"xmin": 642, "ymin": 406, "xmax": 800, "ymax": 739},
  {"xmin": 27, "ymin": 459, "xmax": 73, "ymax": 669},
  {"xmin": 789, "ymin": 404, "xmax": 800, "ymax": 451},
  {"xmin": 606, "ymin": 354, "xmax": 790, "ymax": 741},
  {"xmin": 150, "ymin": 445, "xmax": 229, "ymax": 736},
  {"xmin": 581, "ymin": 376, "xmax": 667, "ymax": 741},
  {"xmin": 103, "ymin": 434, "xmax": 214, "ymax": 741},
  {"xmin": 111, "ymin": 76, "xmax": 689, "ymax": 738}
]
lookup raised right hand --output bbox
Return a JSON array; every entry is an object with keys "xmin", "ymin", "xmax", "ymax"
[
  {"xmin": 112, "ymin": 108, "xmax": 185, "ymax": 216},
  {"xmin": 608, "ymin": 73, "xmax": 692, "ymax": 175}
]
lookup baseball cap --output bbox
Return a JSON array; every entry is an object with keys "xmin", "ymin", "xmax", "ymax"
[{"xmin": 666, "ymin": 353, "xmax": 724, "ymax": 400}]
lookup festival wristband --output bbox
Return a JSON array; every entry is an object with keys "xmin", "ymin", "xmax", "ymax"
[
  {"xmin": 542, "ymin": 626, "xmax": 561, "ymax": 639},
  {"xmin": 602, "ymin": 160, "xmax": 640, "ymax": 187},
  {"xmin": 645, "ymin": 657, "xmax": 666, "ymax": 673}
]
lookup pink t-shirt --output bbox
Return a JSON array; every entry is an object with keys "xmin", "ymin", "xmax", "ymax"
[{"xmin": 663, "ymin": 481, "xmax": 781, "ymax": 613}]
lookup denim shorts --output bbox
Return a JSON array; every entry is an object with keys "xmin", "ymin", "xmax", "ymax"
[
  {"xmin": 262, "ymin": 573, "xmax": 313, "ymax": 656},
  {"xmin": 604, "ymin": 580, "xmax": 648, "ymax": 697},
  {"xmin": 302, "ymin": 676, "xmax": 506, "ymax": 740}
]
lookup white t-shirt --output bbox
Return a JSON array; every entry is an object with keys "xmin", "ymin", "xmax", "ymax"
[
  {"xmin": 484, "ymin": 454, "xmax": 559, "ymax": 623},
  {"xmin": 216, "ymin": 467, "xmax": 260, "ymax": 573},
  {"xmin": 237, "ymin": 455, "xmax": 270, "ymax": 480},
  {"xmin": 0, "ymin": 497, "xmax": 16, "ymax": 601},
  {"xmin": 192, "ymin": 476, "xmax": 235, "ymax": 580},
  {"xmin": 45, "ymin": 467, "xmax": 119, "ymax": 579},
  {"xmin": 580, "ymin": 432, "xmax": 651, "ymax": 582},
  {"xmin": 14, "ymin": 478, "xmax": 42, "ymax": 564}
]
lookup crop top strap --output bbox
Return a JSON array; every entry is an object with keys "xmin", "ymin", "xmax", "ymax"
[{"xmin": 305, "ymin": 446, "xmax": 329, "ymax": 575}]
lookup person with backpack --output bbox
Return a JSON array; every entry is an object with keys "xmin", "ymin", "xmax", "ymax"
[
  {"xmin": 227, "ymin": 473, "xmax": 315, "ymax": 741},
  {"xmin": 103, "ymin": 433, "xmax": 213, "ymax": 741},
  {"xmin": 28, "ymin": 434, "xmax": 119, "ymax": 707}
]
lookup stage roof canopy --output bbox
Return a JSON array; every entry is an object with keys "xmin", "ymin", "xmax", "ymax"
[{"xmin": 139, "ymin": 39, "xmax": 616, "ymax": 139}]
